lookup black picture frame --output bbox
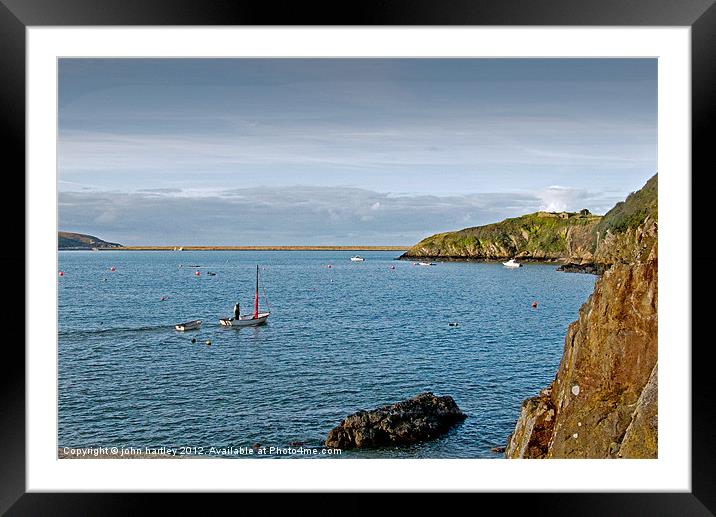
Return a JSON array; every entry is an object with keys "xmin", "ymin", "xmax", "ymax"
[{"xmin": 3, "ymin": 0, "xmax": 712, "ymax": 514}]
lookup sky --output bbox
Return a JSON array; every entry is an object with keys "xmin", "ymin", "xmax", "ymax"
[{"xmin": 58, "ymin": 58, "xmax": 657, "ymax": 245}]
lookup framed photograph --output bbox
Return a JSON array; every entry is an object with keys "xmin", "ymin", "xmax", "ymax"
[{"xmin": 5, "ymin": 0, "xmax": 712, "ymax": 513}]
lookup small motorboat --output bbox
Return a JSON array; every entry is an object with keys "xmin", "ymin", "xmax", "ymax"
[
  {"xmin": 503, "ymin": 258, "xmax": 522, "ymax": 268},
  {"xmin": 207, "ymin": 271, "xmax": 217, "ymax": 276},
  {"xmin": 418, "ymin": 262, "xmax": 436, "ymax": 266},
  {"xmin": 175, "ymin": 319, "xmax": 202, "ymax": 331},
  {"xmin": 350, "ymin": 256, "xmax": 365, "ymax": 262}
]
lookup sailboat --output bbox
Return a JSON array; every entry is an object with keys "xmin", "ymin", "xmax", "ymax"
[{"xmin": 219, "ymin": 265, "xmax": 270, "ymax": 327}]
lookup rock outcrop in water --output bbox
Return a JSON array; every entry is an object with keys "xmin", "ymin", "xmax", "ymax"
[
  {"xmin": 325, "ymin": 392, "xmax": 466, "ymax": 449},
  {"xmin": 555, "ymin": 262, "xmax": 601, "ymax": 275},
  {"xmin": 505, "ymin": 174, "xmax": 658, "ymax": 459}
]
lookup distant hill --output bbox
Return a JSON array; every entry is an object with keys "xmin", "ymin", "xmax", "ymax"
[
  {"xmin": 58, "ymin": 232, "xmax": 122, "ymax": 250},
  {"xmin": 400, "ymin": 210, "xmax": 602, "ymax": 262}
]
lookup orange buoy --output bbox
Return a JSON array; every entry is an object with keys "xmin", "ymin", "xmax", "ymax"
[
  {"xmin": 58, "ymin": 271, "xmax": 64, "ymax": 277},
  {"xmin": 531, "ymin": 301, "xmax": 538, "ymax": 308},
  {"xmin": 195, "ymin": 270, "xmax": 201, "ymax": 276}
]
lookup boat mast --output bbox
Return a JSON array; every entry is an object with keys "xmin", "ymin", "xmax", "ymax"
[{"xmin": 254, "ymin": 265, "xmax": 259, "ymax": 319}]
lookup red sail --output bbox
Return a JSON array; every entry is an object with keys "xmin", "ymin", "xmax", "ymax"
[{"xmin": 253, "ymin": 265, "xmax": 259, "ymax": 319}]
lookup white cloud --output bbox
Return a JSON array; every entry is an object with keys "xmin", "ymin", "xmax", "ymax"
[
  {"xmin": 538, "ymin": 185, "xmax": 589, "ymax": 212},
  {"xmin": 58, "ymin": 187, "xmax": 534, "ymax": 245},
  {"xmin": 58, "ymin": 111, "xmax": 655, "ymax": 175},
  {"xmin": 58, "ymin": 185, "xmax": 626, "ymax": 246}
]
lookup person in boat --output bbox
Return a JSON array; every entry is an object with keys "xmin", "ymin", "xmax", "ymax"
[{"xmin": 233, "ymin": 302, "xmax": 241, "ymax": 320}]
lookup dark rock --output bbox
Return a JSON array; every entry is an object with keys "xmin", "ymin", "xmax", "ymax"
[
  {"xmin": 556, "ymin": 262, "xmax": 600, "ymax": 275},
  {"xmin": 325, "ymin": 392, "xmax": 466, "ymax": 449}
]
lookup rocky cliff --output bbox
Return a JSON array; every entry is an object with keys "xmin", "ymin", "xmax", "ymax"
[
  {"xmin": 505, "ymin": 174, "xmax": 658, "ymax": 459},
  {"xmin": 400, "ymin": 211, "xmax": 601, "ymax": 262}
]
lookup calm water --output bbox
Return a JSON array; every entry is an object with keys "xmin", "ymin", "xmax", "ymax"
[{"xmin": 58, "ymin": 250, "xmax": 596, "ymax": 458}]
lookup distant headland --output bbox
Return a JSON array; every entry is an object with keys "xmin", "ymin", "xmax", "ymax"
[{"xmin": 58, "ymin": 231, "xmax": 122, "ymax": 250}]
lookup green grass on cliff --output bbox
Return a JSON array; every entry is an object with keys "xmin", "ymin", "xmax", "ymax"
[
  {"xmin": 404, "ymin": 174, "xmax": 657, "ymax": 259},
  {"xmin": 404, "ymin": 211, "xmax": 601, "ymax": 258},
  {"xmin": 595, "ymin": 174, "xmax": 657, "ymax": 236}
]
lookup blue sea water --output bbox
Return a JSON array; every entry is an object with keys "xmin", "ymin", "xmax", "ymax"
[{"xmin": 58, "ymin": 250, "xmax": 596, "ymax": 458}]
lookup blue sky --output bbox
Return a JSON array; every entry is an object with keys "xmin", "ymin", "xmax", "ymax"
[{"xmin": 58, "ymin": 58, "xmax": 657, "ymax": 245}]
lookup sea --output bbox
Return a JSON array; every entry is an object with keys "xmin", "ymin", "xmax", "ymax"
[{"xmin": 58, "ymin": 250, "xmax": 597, "ymax": 459}]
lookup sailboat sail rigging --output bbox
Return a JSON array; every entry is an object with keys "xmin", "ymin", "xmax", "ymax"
[{"xmin": 254, "ymin": 265, "xmax": 259, "ymax": 320}]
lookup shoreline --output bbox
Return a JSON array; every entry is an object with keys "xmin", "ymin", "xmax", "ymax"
[
  {"xmin": 397, "ymin": 255, "xmax": 564, "ymax": 264},
  {"xmin": 397, "ymin": 256, "xmax": 602, "ymax": 274}
]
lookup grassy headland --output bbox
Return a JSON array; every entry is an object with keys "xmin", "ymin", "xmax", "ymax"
[
  {"xmin": 400, "ymin": 210, "xmax": 601, "ymax": 262},
  {"xmin": 401, "ymin": 174, "xmax": 657, "ymax": 264}
]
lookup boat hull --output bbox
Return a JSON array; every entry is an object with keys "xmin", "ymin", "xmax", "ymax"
[{"xmin": 219, "ymin": 312, "xmax": 270, "ymax": 327}]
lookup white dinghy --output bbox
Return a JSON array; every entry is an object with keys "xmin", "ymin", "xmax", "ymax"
[{"xmin": 175, "ymin": 319, "xmax": 202, "ymax": 331}]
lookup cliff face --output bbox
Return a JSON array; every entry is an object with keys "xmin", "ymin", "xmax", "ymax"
[
  {"xmin": 505, "ymin": 175, "xmax": 658, "ymax": 459},
  {"xmin": 400, "ymin": 212, "xmax": 601, "ymax": 262}
]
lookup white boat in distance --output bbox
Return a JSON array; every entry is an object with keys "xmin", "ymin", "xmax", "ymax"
[
  {"xmin": 175, "ymin": 319, "xmax": 202, "ymax": 331},
  {"xmin": 219, "ymin": 265, "xmax": 270, "ymax": 327},
  {"xmin": 503, "ymin": 258, "xmax": 522, "ymax": 268},
  {"xmin": 350, "ymin": 256, "xmax": 365, "ymax": 262},
  {"xmin": 417, "ymin": 261, "xmax": 436, "ymax": 266}
]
